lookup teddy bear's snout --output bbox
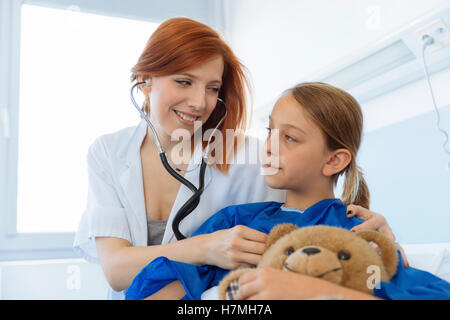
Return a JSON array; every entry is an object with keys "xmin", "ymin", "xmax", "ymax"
[
  {"xmin": 282, "ymin": 245, "xmax": 344, "ymax": 285},
  {"xmin": 301, "ymin": 247, "xmax": 321, "ymax": 256}
]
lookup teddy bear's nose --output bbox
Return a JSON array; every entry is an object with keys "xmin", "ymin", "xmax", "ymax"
[{"xmin": 301, "ymin": 247, "xmax": 321, "ymax": 256}]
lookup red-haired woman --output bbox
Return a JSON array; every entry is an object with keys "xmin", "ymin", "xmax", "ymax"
[{"xmin": 73, "ymin": 17, "xmax": 394, "ymax": 299}]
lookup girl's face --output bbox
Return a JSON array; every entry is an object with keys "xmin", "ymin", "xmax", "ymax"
[
  {"xmin": 262, "ymin": 93, "xmax": 331, "ymax": 192},
  {"xmin": 143, "ymin": 55, "xmax": 224, "ymax": 139}
]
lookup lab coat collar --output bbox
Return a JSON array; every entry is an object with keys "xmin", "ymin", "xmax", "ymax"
[
  {"xmin": 116, "ymin": 119, "xmax": 213, "ymax": 246},
  {"xmin": 117, "ymin": 119, "xmax": 148, "ymax": 245},
  {"xmin": 117, "ymin": 118, "xmax": 147, "ymax": 167}
]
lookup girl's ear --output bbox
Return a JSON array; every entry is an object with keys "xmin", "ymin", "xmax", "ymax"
[{"xmin": 322, "ymin": 148, "xmax": 352, "ymax": 177}]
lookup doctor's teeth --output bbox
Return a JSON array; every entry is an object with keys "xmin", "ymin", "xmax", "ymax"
[{"xmin": 176, "ymin": 111, "xmax": 197, "ymax": 122}]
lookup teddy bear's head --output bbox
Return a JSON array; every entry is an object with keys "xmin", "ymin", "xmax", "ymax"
[{"xmin": 258, "ymin": 224, "xmax": 399, "ymax": 295}]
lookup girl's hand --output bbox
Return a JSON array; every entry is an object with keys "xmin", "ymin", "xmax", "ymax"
[
  {"xmin": 200, "ymin": 225, "xmax": 267, "ymax": 270},
  {"xmin": 346, "ymin": 204, "xmax": 409, "ymax": 268},
  {"xmin": 236, "ymin": 267, "xmax": 376, "ymax": 300},
  {"xmin": 346, "ymin": 204, "xmax": 394, "ymax": 239}
]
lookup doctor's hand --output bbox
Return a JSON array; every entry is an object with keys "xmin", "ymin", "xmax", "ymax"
[
  {"xmin": 346, "ymin": 204, "xmax": 409, "ymax": 268},
  {"xmin": 201, "ymin": 225, "xmax": 267, "ymax": 270}
]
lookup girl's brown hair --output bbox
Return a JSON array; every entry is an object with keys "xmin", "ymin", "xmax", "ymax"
[
  {"xmin": 286, "ymin": 82, "xmax": 370, "ymax": 209},
  {"xmin": 130, "ymin": 17, "xmax": 251, "ymax": 174}
]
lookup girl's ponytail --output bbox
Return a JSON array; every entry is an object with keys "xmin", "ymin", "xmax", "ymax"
[{"xmin": 341, "ymin": 161, "xmax": 370, "ymax": 209}]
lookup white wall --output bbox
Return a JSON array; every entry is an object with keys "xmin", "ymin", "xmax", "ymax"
[
  {"xmin": 225, "ymin": 0, "xmax": 448, "ymax": 109},
  {"xmin": 363, "ymin": 67, "xmax": 450, "ymax": 132},
  {"xmin": 0, "ymin": 259, "xmax": 109, "ymax": 299},
  {"xmin": 225, "ymin": 0, "xmax": 450, "ymax": 244}
]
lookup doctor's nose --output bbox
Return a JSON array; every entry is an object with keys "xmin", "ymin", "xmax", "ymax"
[{"xmin": 188, "ymin": 88, "xmax": 207, "ymax": 113}]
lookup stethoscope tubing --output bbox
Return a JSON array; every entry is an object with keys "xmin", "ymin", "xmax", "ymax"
[{"xmin": 130, "ymin": 80, "xmax": 223, "ymax": 240}]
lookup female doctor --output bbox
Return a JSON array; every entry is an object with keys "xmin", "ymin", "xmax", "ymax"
[{"xmin": 73, "ymin": 17, "xmax": 396, "ymax": 300}]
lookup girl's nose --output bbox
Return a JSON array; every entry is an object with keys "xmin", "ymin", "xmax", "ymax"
[{"xmin": 265, "ymin": 137, "xmax": 272, "ymax": 155}]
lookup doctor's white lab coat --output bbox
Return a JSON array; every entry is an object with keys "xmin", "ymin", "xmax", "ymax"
[{"xmin": 73, "ymin": 119, "xmax": 286, "ymax": 299}]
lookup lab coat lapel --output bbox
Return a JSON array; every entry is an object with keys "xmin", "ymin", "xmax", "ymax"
[{"xmin": 117, "ymin": 120, "xmax": 148, "ymax": 246}]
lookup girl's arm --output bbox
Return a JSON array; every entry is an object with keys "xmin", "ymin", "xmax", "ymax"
[
  {"xmin": 96, "ymin": 225, "xmax": 267, "ymax": 292},
  {"xmin": 237, "ymin": 267, "xmax": 379, "ymax": 300},
  {"xmin": 346, "ymin": 204, "xmax": 409, "ymax": 267}
]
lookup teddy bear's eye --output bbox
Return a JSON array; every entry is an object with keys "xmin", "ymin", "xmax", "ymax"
[
  {"xmin": 285, "ymin": 247, "xmax": 295, "ymax": 256},
  {"xmin": 337, "ymin": 250, "xmax": 351, "ymax": 260}
]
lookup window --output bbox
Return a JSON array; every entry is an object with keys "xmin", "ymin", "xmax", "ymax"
[
  {"xmin": 17, "ymin": 4, "xmax": 158, "ymax": 233},
  {"xmin": 1, "ymin": 0, "xmax": 219, "ymax": 260},
  {"xmin": 0, "ymin": 2, "xmax": 165, "ymax": 260}
]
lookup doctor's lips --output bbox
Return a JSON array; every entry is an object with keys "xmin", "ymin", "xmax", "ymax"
[{"xmin": 174, "ymin": 109, "xmax": 201, "ymax": 124}]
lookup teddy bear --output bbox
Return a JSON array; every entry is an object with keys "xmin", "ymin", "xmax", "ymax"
[{"xmin": 218, "ymin": 224, "xmax": 399, "ymax": 299}]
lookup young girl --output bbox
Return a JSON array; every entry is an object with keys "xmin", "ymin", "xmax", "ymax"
[{"xmin": 125, "ymin": 81, "xmax": 450, "ymax": 300}]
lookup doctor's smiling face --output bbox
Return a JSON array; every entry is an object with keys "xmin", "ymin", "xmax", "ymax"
[{"xmin": 140, "ymin": 55, "xmax": 224, "ymax": 144}]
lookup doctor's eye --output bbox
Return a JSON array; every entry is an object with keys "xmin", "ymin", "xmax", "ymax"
[
  {"xmin": 266, "ymin": 127, "xmax": 272, "ymax": 136},
  {"xmin": 208, "ymin": 86, "xmax": 220, "ymax": 93},
  {"xmin": 285, "ymin": 247, "xmax": 295, "ymax": 256},
  {"xmin": 337, "ymin": 250, "xmax": 351, "ymax": 260},
  {"xmin": 175, "ymin": 80, "xmax": 192, "ymax": 86}
]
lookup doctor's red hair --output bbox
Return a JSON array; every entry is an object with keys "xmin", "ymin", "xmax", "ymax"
[{"xmin": 131, "ymin": 17, "xmax": 251, "ymax": 174}]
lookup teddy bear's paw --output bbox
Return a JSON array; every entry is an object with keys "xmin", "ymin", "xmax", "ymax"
[
  {"xmin": 224, "ymin": 279, "xmax": 240, "ymax": 300},
  {"xmin": 218, "ymin": 268, "xmax": 253, "ymax": 300}
]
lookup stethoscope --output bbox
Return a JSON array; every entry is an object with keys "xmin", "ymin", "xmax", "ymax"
[{"xmin": 130, "ymin": 79, "xmax": 227, "ymax": 240}]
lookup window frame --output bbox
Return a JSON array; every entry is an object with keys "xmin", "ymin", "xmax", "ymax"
[{"xmin": 0, "ymin": 0, "xmax": 224, "ymax": 261}]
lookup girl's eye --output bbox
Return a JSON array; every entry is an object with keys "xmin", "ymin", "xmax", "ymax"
[
  {"xmin": 209, "ymin": 87, "xmax": 220, "ymax": 93},
  {"xmin": 266, "ymin": 127, "xmax": 272, "ymax": 136},
  {"xmin": 285, "ymin": 135, "xmax": 295, "ymax": 142}
]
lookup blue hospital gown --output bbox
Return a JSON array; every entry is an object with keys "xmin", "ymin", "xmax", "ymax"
[{"xmin": 125, "ymin": 198, "xmax": 450, "ymax": 300}]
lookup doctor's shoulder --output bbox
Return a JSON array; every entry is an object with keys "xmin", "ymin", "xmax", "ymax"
[{"xmin": 86, "ymin": 122, "xmax": 142, "ymax": 163}]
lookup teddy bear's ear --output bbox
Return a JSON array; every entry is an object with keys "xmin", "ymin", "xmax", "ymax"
[
  {"xmin": 355, "ymin": 230, "xmax": 399, "ymax": 278},
  {"xmin": 266, "ymin": 224, "xmax": 299, "ymax": 249}
]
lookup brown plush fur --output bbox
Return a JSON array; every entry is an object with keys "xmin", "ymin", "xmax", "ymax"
[{"xmin": 218, "ymin": 224, "xmax": 399, "ymax": 299}]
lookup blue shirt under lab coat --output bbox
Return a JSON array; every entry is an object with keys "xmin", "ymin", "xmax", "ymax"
[{"xmin": 125, "ymin": 199, "xmax": 450, "ymax": 300}]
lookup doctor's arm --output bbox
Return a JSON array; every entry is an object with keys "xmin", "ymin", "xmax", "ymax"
[
  {"xmin": 143, "ymin": 281, "xmax": 185, "ymax": 300},
  {"xmin": 95, "ymin": 225, "xmax": 267, "ymax": 292},
  {"xmin": 95, "ymin": 236, "xmax": 205, "ymax": 292}
]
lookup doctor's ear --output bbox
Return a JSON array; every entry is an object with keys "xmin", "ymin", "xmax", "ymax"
[
  {"xmin": 138, "ymin": 77, "xmax": 152, "ymax": 93},
  {"xmin": 322, "ymin": 148, "xmax": 352, "ymax": 177}
]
